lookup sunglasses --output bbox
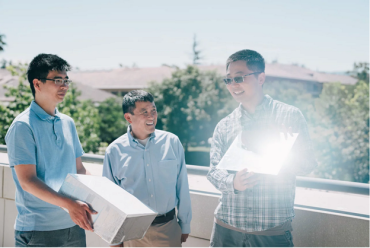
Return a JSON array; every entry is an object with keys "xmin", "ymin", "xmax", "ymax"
[{"xmin": 223, "ymin": 72, "xmax": 263, "ymax": 85}]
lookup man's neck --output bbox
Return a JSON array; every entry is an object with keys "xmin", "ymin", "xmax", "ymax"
[
  {"xmin": 241, "ymin": 93, "xmax": 264, "ymax": 114},
  {"xmin": 130, "ymin": 129, "xmax": 150, "ymax": 140},
  {"xmin": 34, "ymin": 97, "xmax": 57, "ymax": 116}
]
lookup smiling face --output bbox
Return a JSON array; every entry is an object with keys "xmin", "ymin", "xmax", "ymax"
[
  {"xmin": 124, "ymin": 101, "xmax": 157, "ymax": 140},
  {"xmin": 34, "ymin": 70, "xmax": 69, "ymax": 105},
  {"xmin": 226, "ymin": 60, "xmax": 265, "ymax": 104}
]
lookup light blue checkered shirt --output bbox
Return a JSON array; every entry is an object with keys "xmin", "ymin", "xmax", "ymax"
[{"xmin": 207, "ymin": 95, "xmax": 317, "ymax": 232}]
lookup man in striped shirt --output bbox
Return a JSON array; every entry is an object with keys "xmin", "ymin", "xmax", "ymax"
[{"xmin": 207, "ymin": 49, "xmax": 317, "ymax": 247}]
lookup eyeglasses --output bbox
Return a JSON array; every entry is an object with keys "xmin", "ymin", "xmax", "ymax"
[
  {"xmin": 40, "ymin": 78, "xmax": 72, "ymax": 86},
  {"xmin": 223, "ymin": 72, "xmax": 263, "ymax": 85},
  {"xmin": 139, "ymin": 109, "xmax": 157, "ymax": 117}
]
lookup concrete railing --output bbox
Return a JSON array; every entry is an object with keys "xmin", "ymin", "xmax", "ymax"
[
  {"xmin": 1, "ymin": 145, "xmax": 367, "ymax": 195},
  {"xmin": 0, "ymin": 145, "xmax": 369, "ymax": 247}
]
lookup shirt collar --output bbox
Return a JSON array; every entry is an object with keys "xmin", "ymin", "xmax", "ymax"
[
  {"xmin": 127, "ymin": 125, "xmax": 156, "ymax": 148},
  {"xmin": 236, "ymin": 94, "xmax": 273, "ymax": 119},
  {"xmin": 30, "ymin": 100, "xmax": 60, "ymax": 121}
]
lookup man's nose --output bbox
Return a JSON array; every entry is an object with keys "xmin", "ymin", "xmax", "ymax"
[
  {"xmin": 230, "ymin": 81, "xmax": 241, "ymax": 87},
  {"xmin": 60, "ymin": 83, "xmax": 69, "ymax": 88}
]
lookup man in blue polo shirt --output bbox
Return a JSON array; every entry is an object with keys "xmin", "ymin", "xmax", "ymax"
[{"xmin": 5, "ymin": 54, "xmax": 96, "ymax": 247}]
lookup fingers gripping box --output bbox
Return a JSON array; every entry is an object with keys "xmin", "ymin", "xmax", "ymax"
[{"xmin": 58, "ymin": 174, "xmax": 157, "ymax": 244}]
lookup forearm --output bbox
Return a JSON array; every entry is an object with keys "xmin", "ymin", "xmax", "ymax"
[
  {"xmin": 176, "ymin": 161, "xmax": 192, "ymax": 234},
  {"xmin": 177, "ymin": 193, "xmax": 192, "ymax": 234},
  {"xmin": 77, "ymin": 165, "xmax": 91, "ymax": 175},
  {"xmin": 206, "ymin": 167, "xmax": 235, "ymax": 193},
  {"xmin": 76, "ymin": 157, "xmax": 91, "ymax": 175},
  {"xmin": 21, "ymin": 176, "xmax": 72, "ymax": 209}
]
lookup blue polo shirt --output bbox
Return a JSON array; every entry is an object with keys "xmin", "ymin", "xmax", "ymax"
[{"xmin": 5, "ymin": 101, "xmax": 84, "ymax": 231}]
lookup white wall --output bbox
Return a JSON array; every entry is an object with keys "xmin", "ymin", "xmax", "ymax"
[{"xmin": 1, "ymin": 164, "xmax": 369, "ymax": 247}]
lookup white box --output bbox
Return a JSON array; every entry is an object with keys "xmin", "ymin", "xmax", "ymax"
[
  {"xmin": 59, "ymin": 174, "xmax": 157, "ymax": 244},
  {"xmin": 217, "ymin": 132, "xmax": 299, "ymax": 175}
]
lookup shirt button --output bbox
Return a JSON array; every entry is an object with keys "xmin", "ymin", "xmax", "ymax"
[
  {"xmin": 147, "ymin": 164, "xmax": 149, "ymax": 166},
  {"xmin": 149, "ymin": 179, "xmax": 151, "ymax": 182},
  {"xmin": 151, "ymin": 195, "xmax": 153, "ymax": 197}
]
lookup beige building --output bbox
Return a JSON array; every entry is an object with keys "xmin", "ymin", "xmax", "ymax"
[
  {"xmin": 68, "ymin": 64, "xmax": 357, "ymax": 97},
  {"xmin": 1, "ymin": 64, "xmax": 357, "ymax": 104},
  {"xmin": 0, "ymin": 69, "xmax": 116, "ymax": 104}
]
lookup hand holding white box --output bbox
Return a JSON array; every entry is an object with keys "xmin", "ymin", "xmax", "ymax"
[{"xmin": 59, "ymin": 174, "xmax": 157, "ymax": 244}]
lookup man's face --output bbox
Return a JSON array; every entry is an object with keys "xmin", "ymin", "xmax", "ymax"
[
  {"xmin": 226, "ymin": 60, "xmax": 264, "ymax": 103},
  {"xmin": 126, "ymin": 101, "xmax": 157, "ymax": 138},
  {"xmin": 37, "ymin": 70, "xmax": 69, "ymax": 104}
]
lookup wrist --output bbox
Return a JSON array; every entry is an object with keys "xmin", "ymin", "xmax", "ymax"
[{"xmin": 59, "ymin": 196, "xmax": 74, "ymax": 209}]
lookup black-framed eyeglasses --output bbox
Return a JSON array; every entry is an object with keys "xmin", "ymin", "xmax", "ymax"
[
  {"xmin": 223, "ymin": 72, "xmax": 263, "ymax": 85},
  {"xmin": 139, "ymin": 108, "xmax": 157, "ymax": 117},
  {"xmin": 40, "ymin": 78, "xmax": 72, "ymax": 86}
]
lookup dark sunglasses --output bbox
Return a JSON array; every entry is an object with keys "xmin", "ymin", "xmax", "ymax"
[{"xmin": 223, "ymin": 72, "xmax": 263, "ymax": 85}]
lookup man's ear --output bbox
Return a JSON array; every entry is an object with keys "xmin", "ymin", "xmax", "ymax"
[
  {"xmin": 124, "ymin": 113, "xmax": 133, "ymax": 124},
  {"xmin": 33, "ymin": 79, "xmax": 42, "ymax": 93},
  {"xmin": 258, "ymin": 72, "xmax": 266, "ymax": 86}
]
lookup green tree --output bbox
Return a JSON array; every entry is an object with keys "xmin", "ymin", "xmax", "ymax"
[
  {"xmin": 0, "ymin": 63, "xmax": 102, "ymax": 153},
  {"xmin": 0, "ymin": 63, "xmax": 33, "ymax": 144},
  {"xmin": 98, "ymin": 97, "xmax": 128, "ymax": 144},
  {"xmin": 148, "ymin": 65, "xmax": 234, "ymax": 151},
  {"xmin": 312, "ymin": 64, "xmax": 369, "ymax": 183},
  {"xmin": 192, "ymin": 34, "xmax": 203, "ymax": 65},
  {"xmin": 58, "ymin": 83, "xmax": 102, "ymax": 153},
  {"xmin": 0, "ymin": 34, "xmax": 6, "ymax": 52}
]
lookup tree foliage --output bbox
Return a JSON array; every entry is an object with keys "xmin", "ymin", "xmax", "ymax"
[
  {"xmin": 0, "ymin": 64, "xmax": 33, "ymax": 143},
  {"xmin": 192, "ymin": 34, "xmax": 203, "ymax": 65},
  {"xmin": 148, "ymin": 65, "xmax": 234, "ymax": 151},
  {"xmin": 0, "ymin": 34, "xmax": 6, "ymax": 52},
  {"xmin": 265, "ymin": 63, "xmax": 369, "ymax": 183},
  {"xmin": 1, "ymin": 61, "xmax": 368, "ymax": 183},
  {"xmin": 97, "ymin": 97, "xmax": 128, "ymax": 144},
  {"xmin": 0, "ymin": 64, "xmax": 125, "ymax": 153},
  {"xmin": 58, "ymin": 84, "xmax": 102, "ymax": 153},
  {"xmin": 312, "ymin": 64, "xmax": 369, "ymax": 183}
]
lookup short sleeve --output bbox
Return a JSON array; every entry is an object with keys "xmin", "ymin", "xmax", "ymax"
[
  {"xmin": 5, "ymin": 122, "xmax": 37, "ymax": 167},
  {"xmin": 102, "ymin": 150, "xmax": 120, "ymax": 185}
]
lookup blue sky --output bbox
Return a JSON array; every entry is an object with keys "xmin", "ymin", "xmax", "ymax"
[{"xmin": 0, "ymin": 0, "xmax": 368, "ymax": 72}]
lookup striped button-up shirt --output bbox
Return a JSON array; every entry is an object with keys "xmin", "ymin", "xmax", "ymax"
[{"xmin": 207, "ymin": 95, "xmax": 317, "ymax": 232}]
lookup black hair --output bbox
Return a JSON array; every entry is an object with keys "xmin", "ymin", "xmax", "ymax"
[
  {"xmin": 226, "ymin": 49, "xmax": 265, "ymax": 73},
  {"xmin": 122, "ymin": 90, "xmax": 154, "ymax": 115},
  {"xmin": 27, "ymin": 53, "xmax": 71, "ymax": 98}
]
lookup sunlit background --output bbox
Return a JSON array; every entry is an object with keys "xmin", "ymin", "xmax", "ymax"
[{"xmin": 0, "ymin": 0, "xmax": 369, "ymax": 183}]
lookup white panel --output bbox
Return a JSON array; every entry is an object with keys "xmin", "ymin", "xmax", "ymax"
[
  {"xmin": 0, "ymin": 166, "xmax": 3, "ymax": 198},
  {"xmin": 3, "ymin": 167, "xmax": 15, "ymax": 200},
  {"xmin": 4, "ymin": 199, "xmax": 17, "ymax": 247},
  {"xmin": 0, "ymin": 198, "xmax": 5, "ymax": 247},
  {"xmin": 189, "ymin": 192, "xmax": 219, "ymax": 240}
]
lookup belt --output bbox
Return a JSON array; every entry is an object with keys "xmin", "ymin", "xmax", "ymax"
[{"xmin": 151, "ymin": 208, "xmax": 175, "ymax": 225}]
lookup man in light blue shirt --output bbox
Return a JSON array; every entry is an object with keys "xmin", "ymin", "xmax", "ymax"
[
  {"xmin": 103, "ymin": 90, "xmax": 192, "ymax": 247},
  {"xmin": 5, "ymin": 54, "xmax": 96, "ymax": 247}
]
